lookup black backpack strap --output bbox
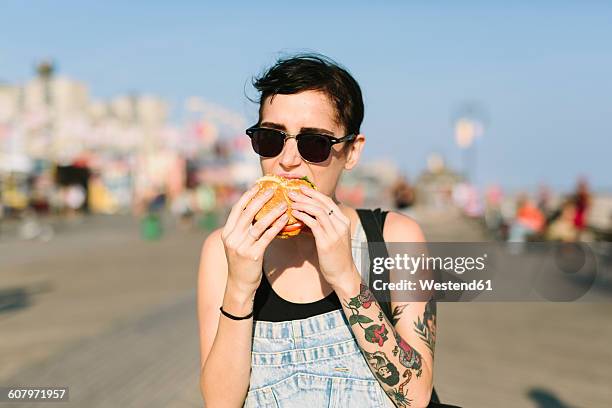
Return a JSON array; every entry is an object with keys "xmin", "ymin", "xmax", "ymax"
[{"xmin": 356, "ymin": 208, "xmax": 392, "ymax": 323}]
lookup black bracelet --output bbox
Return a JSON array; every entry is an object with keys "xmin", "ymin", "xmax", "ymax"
[{"xmin": 219, "ymin": 306, "xmax": 253, "ymax": 320}]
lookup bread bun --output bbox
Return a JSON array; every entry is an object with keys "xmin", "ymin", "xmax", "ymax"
[{"xmin": 252, "ymin": 175, "xmax": 316, "ymax": 238}]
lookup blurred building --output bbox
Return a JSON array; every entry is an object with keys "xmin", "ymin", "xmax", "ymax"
[
  {"xmin": 0, "ymin": 83, "xmax": 20, "ymax": 123},
  {"xmin": 0, "ymin": 61, "xmax": 258, "ymax": 217},
  {"xmin": 23, "ymin": 74, "xmax": 88, "ymax": 117},
  {"xmin": 414, "ymin": 153, "xmax": 464, "ymax": 209},
  {"xmin": 337, "ymin": 159, "xmax": 401, "ymax": 208}
]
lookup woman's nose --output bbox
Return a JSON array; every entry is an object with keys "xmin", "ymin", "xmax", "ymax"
[{"xmin": 278, "ymin": 137, "xmax": 302, "ymax": 166}]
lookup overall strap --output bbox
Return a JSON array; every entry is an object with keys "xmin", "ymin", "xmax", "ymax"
[{"xmin": 356, "ymin": 208, "xmax": 392, "ymax": 322}]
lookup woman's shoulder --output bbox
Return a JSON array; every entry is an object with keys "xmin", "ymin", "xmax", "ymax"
[
  {"xmin": 200, "ymin": 227, "xmax": 225, "ymax": 257},
  {"xmin": 382, "ymin": 210, "xmax": 427, "ymax": 242},
  {"xmin": 198, "ymin": 227, "xmax": 228, "ymax": 282}
]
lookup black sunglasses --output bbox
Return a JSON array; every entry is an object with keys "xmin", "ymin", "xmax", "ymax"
[{"xmin": 246, "ymin": 126, "xmax": 357, "ymax": 163}]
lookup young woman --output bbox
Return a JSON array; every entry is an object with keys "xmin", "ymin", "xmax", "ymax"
[{"xmin": 198, "ymin": 54, "xmax": 440, "ymax": 407}]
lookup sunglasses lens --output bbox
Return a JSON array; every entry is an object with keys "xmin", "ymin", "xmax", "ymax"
[
  {"xmin": 249, "ymin": 129, "xmax": 285, "ymax": 158},
  {"xmin": 298, "ymin": 134, "xmax": 332, "ymax": 163}
]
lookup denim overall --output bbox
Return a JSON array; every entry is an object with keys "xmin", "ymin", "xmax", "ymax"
[
  {"xmin": 243, "ymin": 215, "xmax": 397, "ymax": 407},
  {"xmin": 243, "ymin": 209, "xmax": 455, "ymax": 408}
]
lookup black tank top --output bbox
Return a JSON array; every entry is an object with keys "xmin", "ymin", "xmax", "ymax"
[
  {"xmin": 252, "ymin": 208, "xmax": 389, "ymax": 322},
  {"xmin": 252, "ymin": 270, "xmax": 342, "ymax": 322}
]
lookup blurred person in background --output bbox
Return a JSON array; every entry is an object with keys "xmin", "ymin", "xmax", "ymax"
[
  {"xmin": 137, "ymin": 187, "xmax": 167, "ymax": 241},
  {"xmin": 28, "ymin": 174, "xmax": 51, "ymax": 215},
  {"xmin": 536, "ymin": 183, "xmax": 552, "ymax": 219},
  {"xmin": 508, "ymin": 194, "xmax": 546, "ymax": 242},
  {"xmin": 147, "ymin": 187, "xmax": 167, "ymax": 214},
  {"xmin": 170, "ymin": 189, "xmax": 195, "ymax": 230},
  {"xmin": 572, "ymin": 177, "xmax": 591, "ymax": 240},
  {"xmin": 392, "ymin": 175, "xmax": 416, "ymax": 217},
  {"xmin": 195, "ymin": 183, "xmax": 218, "ymax": 231},
  {"xmin": 198, "ymin": 54, "xmax": 453, "ymax": 408},
  {"xmin": 545, "ymin": 199, "xmax": 577, "ymax": 242},
  {"xmin": 64, "ymin": 184, "xmax": 86, "ymax": 219},
  {"xmin": 1, "ymin": 174, "xmax": 29, "ymax": 217},
  {"xmin": 88, "ymin": 172, "xmax": 119, "ymax": 215},
  {"xmin": 484, "ymin": 184, "xmax": 506, "ymax": 240},
  {"xmin": 17, "ymin": 173, "xmax": 55, "ymax": 241}
]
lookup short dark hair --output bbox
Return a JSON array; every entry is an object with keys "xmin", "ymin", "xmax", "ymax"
[{"xmin": 252, "ymin": 53, "xmax": 364, "ymax": 135}]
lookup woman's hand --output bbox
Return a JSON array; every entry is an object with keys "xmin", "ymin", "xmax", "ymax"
[
  {"xmin": 287, "ymin": 186, "xmax": 356, "ymax": 288},
  {"xmin": 221, "ymin": 185, "xmax": 289, "ymax": 294}
]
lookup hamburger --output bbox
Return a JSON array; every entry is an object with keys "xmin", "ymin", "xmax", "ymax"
[{"xmin": 252, "ymin": 174, "xmax": 316, "ymax": 238}]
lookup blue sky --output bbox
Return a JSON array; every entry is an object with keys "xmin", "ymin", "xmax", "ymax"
[{"xmin": 1, "ymin": 1, "xmax": 611, "ymax": 192}]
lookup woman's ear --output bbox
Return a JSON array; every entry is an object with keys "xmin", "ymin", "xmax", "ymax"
[{"xmin": 343, "ymin": 134, "xmax": 365, "ymax": 170}]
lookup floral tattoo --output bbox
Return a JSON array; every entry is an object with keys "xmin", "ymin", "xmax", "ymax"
[{"xmin": 345, "ymin": 283, "xmax": 389, "ymax": 346}]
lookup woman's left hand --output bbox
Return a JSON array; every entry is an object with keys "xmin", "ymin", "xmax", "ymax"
[{"xmin": 287, "ymin": 186, "xmax": 356, "ymax": 288}]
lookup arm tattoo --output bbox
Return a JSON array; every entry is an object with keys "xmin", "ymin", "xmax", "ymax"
[
  {"xmin": 364, "ymin": 350, "xmax": 400, "ymax": 386},
  {"xmin": 413, "ymin": 298, "xmax": 437, "ymax": 354},
  {"xmin": 391, "ymin": 304, "xmax": 409, "ymax": 326},
  {"xmin": 365, "ymin": 350, "xmax": 414, "ymax": 407},
  {"xmin": 386, "ymin": 369, "xmax": 414, "ymax": 407},
  {"xmin": 345, "ymin": 283, "xmax": 389, "ymax": 346},
  {"xmin": 392, "ymin": 330, "xmax": 423, "ymax": 378},
  {"xmin": 344, "ymin": 284, "xmax": 427, "ymax": 407}
]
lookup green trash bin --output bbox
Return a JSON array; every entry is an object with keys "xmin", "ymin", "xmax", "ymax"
[
  {"xmin": 141, "ymin": 213, "xmax": 163, "ymax": 240},
  {"xmin": 198, "ymin": 211, "xmax": 218, "ymax": 231}
]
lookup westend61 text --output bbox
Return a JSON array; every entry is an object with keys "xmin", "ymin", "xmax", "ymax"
[{"xmin": 372, "ymin": 279, "xmax": 493, "ymax": 292}]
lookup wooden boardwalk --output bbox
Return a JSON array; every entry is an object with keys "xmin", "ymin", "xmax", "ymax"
[
  {"xmin": 0, "ymin": 215, "xmax": 205, "ymax": 408},
  {"xmin": 1, "ymin": 209, "xmax": 611, "ymax": 407},
  {"xmin": 2, "ymin": 292, "xmax": 201, "ymax": 408}
]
